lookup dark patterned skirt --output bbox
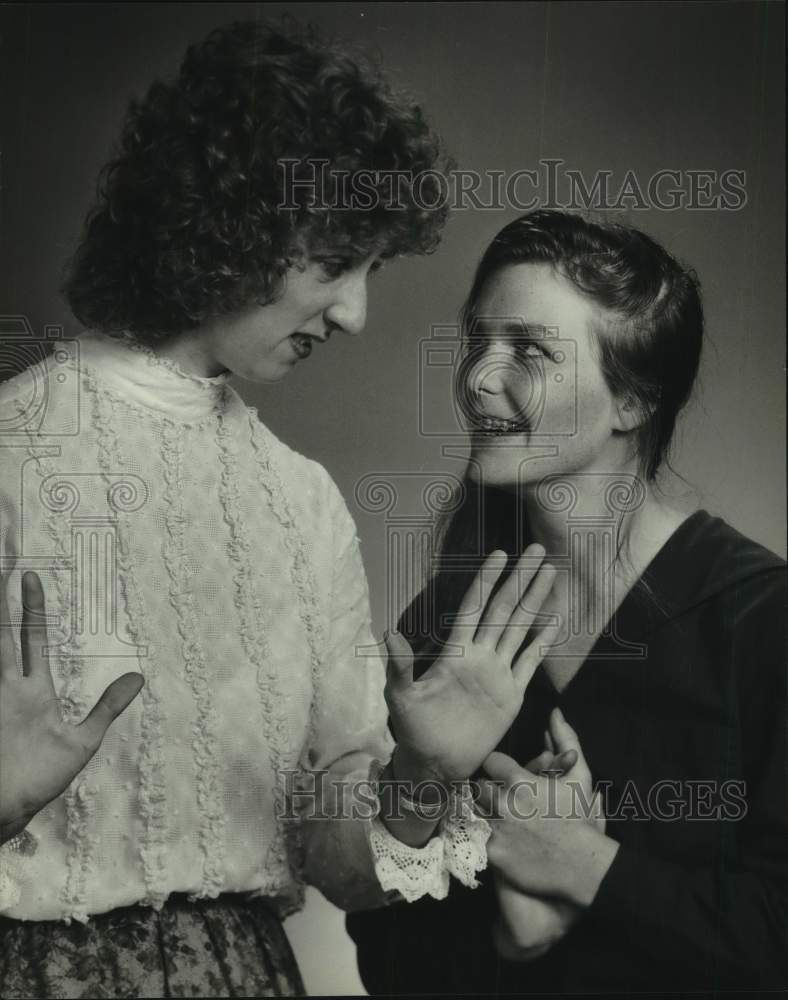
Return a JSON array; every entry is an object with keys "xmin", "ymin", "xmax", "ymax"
[{"xmin": 0, "ymin": 893, "xmax": 305, "ymax": 998}]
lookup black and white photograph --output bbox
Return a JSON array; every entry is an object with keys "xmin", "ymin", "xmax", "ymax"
[{"xmin": 0, "ymin": 2, "xmax": 785, "ymax": 996}]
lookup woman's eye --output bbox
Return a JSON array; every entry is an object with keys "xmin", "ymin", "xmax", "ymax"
[
  {"xmin": 518, "ymin": 341, "xmax": 545, "ymax": 361},
  {"xmin": 317, "ymin": 259, "xmax": 352, "ymax": 280}
]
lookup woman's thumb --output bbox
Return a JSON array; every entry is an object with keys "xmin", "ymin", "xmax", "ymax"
[
  {"xmin": 549, "ymin": 706, "xmax": 580, "ymax": 753},
  {"xmin": 383, "ymin": 629, "xmax": 414, "ymax": 686}
]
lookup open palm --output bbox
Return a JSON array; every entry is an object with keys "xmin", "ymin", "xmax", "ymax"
[
  {"xmin": 385, "ymin": 547, "xmax": 558, "ymax": 785},
  {"xmin": 0, "ymin": 571, "xmax": 143, "ymax": 843}
]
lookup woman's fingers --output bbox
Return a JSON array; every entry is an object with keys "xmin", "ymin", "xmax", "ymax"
[
  {"xmin": 449, "ymin": 550, "xmax": 508, "ymax": 646},
  {"xmin": 383, "ymin": 629, "xmax": 415, "ymax": 689},
  {"xmin": 77, "ymin": 673, "xmax": 144, "ymax": 753},
  {"xmin": 525, "ymin": 749, "xmax": 554, "ymax": 774},
  {"xmin": 496, "ymin": 560, "xmax": 557, "ymax": 662},
  {"xmin": 549, "ymin": 707, "xmax": 597, "ymax": 814},
  {"xmin": 549, "ymin": 707, "xmax": 591, "ymax": 781},
  {"xmin": 477, "ymin": 545, "xmax": 546, "ymax": 648},
  {"xmin": 552, "ymin": 749, "xmax": 578, "ymax": 774},
  {"xmin": 510, "ymin": 617, "xmax": 561, "ymax": 694},
  {"xmin": 0, "ymin": 571, "xmax": 19, "ymax": 676},
  {"xmin": 20, "ymin": 572, "xmax": 53, "ymax": 687},
  {"xmin": 525, "ymin": 748, "xmax": 578, "ymax": 776},
  {"xmin": 482, "ymin": 749, "xmax": 523, "ymax": 785},
  {"xmin": 474, "ymin": 777, "xmax": 504, "ymax": 819}
]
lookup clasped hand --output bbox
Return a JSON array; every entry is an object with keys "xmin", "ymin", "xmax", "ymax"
[{"xmin": 478, "ymin": 707, "xmax": 615, "ymax": 962}]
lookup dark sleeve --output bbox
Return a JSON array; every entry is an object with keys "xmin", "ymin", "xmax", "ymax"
[
  {"xmin": 588, "ymin": 567, "xmax": 788, "ymax": 988},
  {"xmin": 346, "ymin": 587, "xmax": 485, "ymax": 996}
]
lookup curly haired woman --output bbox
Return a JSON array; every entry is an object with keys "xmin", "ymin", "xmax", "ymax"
[{"xmin": 0, "ymin": 19, "xmax": 563, "ymax": 998}]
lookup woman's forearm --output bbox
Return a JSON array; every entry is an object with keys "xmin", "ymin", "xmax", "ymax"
[{"xmin": 559, "ymin": 824, "xmax": 620, "ymax": 907}]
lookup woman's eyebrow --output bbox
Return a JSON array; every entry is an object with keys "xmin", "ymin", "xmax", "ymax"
[{"xmin": 470, "ymin": 318, "xmax": 547, "ymax": 337}]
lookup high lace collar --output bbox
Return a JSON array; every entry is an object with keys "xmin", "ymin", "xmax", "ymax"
[{"xmin": 76, "ymin": 332, "xmax": 232, "ymax": 423}]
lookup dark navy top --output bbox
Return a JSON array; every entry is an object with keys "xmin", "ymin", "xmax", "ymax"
[{"xmin": 347, "ymin": 510, "xmax": 788, "ymax": 994}]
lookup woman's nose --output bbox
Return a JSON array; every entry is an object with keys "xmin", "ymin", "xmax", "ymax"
[
  {"xmin": 325, "ymin": 274, "xmax": 368, "ymax": 336},
  {"xmin": 463, "ymin": 341, "xmax": 516, "ymax": 398}
]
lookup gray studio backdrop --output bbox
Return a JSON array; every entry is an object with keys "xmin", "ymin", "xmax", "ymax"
[{"xmin": 1, "ymin": 2, "xmax": 784, "ymax": 994}]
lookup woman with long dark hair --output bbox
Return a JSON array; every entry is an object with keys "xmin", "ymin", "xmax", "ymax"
[{"xmin": 348, "ymin": 209, "xmax": 788, "ymax": 994}]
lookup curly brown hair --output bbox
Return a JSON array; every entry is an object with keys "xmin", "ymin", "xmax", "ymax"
[{"xmin": 63, "ymin": 18, "xmax": 451, "ymax": 344}]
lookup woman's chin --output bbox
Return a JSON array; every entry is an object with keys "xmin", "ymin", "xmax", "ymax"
[
  {"xmin": 239, "ymin": 362, "xmax": 294, "ymax": 384},
  {"xmin": 466, "ymin": 452, "xmax": 521, "ymax": 489}
]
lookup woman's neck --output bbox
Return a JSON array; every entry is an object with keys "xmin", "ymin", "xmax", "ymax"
[
  {"xmin": 523, "ymin": 471, "xmax": 678, "ymax": 601},
  {"xmin": 154, "ymin": 330, "xmax": 228, "ymax": 378},
  {"xmin": 518, "ymin": 472, "xmax": 691, "ymax": 689}
]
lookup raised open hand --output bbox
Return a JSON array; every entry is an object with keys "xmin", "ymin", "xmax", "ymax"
[
  {"xmin": 0, "ymin": 570, "xmax": 143, "ymax": 843},
  {"xmin": 384, "ymin": 546, "xmax": 557, "ymax": 786}
]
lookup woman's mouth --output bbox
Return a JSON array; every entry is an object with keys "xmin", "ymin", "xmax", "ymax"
[
  {"xmin": 475, "ymin": 416, "xmax": 528, "ymax": 436},
  {"xmin": 289, "ymin": 333, "xmax": 313, "ymax": 359}
]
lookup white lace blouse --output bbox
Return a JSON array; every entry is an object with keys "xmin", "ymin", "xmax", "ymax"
[{"xmin": 0, "ymin": 332, "xmax": 488, "ymax": 922}]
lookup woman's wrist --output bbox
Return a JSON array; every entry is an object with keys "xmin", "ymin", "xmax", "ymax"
[
  {"xmin": 389, "ymin": 745, "xmax": 452, "ymax": 801},
  {"xmin": 373, "ymin": 752, "xmax": 447, "ymax": 847},
  {"xmin": 560, "ymin": 824, "xmax": 619, "ymax": 907}
]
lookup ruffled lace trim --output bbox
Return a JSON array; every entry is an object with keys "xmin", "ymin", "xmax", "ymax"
[
  {"xmin": 75, "ymin": 365, "xmax": 228, "ymax": 431},
  {"xmin": 215, "ymin": 404, "xmax": 293, "ymax": 892},
  {"xmin": 87, "ymin": 374, "xmax": 170, "ymax": 909},
  {"xmin": 246, "ymin": 412, "xmax": 326, "ymax": 893},
  {"xmin": 442, "ymin": 786, "xmax": 492, "ymax": 888},
  {"xmin": 369, "ymin": 819, "xmax": 450, "ymax": 902},
  {"xmin": 23, "ymin": 431, "xmax": 96, "ymax": 922},
  {"xmin": 366, "ymin": 762, "xmax": 491, "ymax": 903},
  {"xmin": 160, "ymin": 420, "xmax": 225, "ymax": 898},
  {"xmin": 101, "ymin": 332, "xmax": 233, "ymax": 390}
]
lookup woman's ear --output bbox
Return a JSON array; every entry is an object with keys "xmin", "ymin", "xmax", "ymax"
[{"xmin": 614, "ymin": 394, "xmax": 647, "ymax": 432}]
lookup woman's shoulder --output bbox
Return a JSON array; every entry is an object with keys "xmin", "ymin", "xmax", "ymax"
[
  {"xmin": 648, "ymin": 508, "xmax": 785, "ymax": 645},
  {"xmin": 0, "ymin": 355, "xmax": 81, "ymax": 442},
  {"xmin": 671, "ymin": 508, "xmax": 785, "ymax": 592},
  {"xmin": 245, "ymin": 407, "xmax": 355, "ymax": 529}
]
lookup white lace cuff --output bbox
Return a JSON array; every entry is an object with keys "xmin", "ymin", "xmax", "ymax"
[
  {"xmin": 369, "ymin": 817, "xmax": 450, "ymax": 902},
  {"xmin": 442, "ymin": 784, "xmax": 492, "ymax": 889},
  {"xmin": 367, "ymin": 765, "xmax": 491, "ymax": 903}
]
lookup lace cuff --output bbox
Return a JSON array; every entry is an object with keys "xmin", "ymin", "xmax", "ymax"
[
  {"xmin": 369, "ymin": 818, "xmax": 450, "ymax": 902},
  {"xmin": 367, "ymin": 763, "xmax": 491, "ymax": 903},
  {"xmin": 442, "ymin": 784, "xmax": 492, "ymax": 888}
]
